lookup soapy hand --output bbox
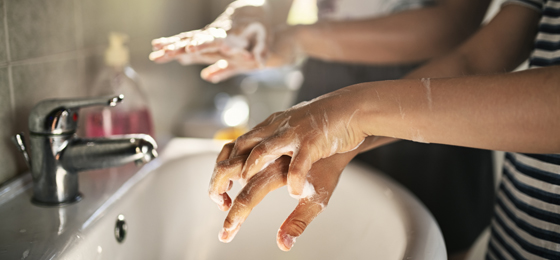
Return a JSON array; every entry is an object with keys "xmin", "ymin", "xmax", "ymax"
[
  {"xmin": 149, "ymin": 0, "xmax": 301, "ymax": 83},
  {"xmin": 149, "ymin": 1, "xmax": 269, "ymax": 83},
  {"xmin": 209, "ymin": 142, "xmax": 354, "ymax": 251},
  {"xmin": 228, "ymin": 88, "xmax": 367, "ymax": 198}
]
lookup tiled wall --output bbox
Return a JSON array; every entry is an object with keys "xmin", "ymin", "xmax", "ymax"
[{"xmin": 0, "ymin": 0, "xmax": 221, "ymax": 185}]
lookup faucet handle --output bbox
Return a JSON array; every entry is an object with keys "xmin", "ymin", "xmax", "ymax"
[{"xmin": 28, "ymin": 94, "xmax": 124, "ymax": 135}]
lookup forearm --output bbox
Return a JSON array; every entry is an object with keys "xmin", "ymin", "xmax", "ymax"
[
  {"xmin": 405, "ymin": 3, "xmax": 540, "ymax": 79},
  {"xmin": 351, "ymin": 66, "xmax": 560, "ymax": 153},
  {"xmin": 289, "ymin": 0, "xmax": 490, "ymax": 64}
]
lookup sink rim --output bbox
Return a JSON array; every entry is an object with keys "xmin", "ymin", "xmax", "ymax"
[{"xmin": 0, "ymin": 138, "xmax": 446, "ymax": 260}]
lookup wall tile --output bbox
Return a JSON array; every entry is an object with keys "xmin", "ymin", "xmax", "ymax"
[
  {"xmin": 0, "ymin": 0, "xmax": 7, "ymax": 63},
  {"xmin": 128, "ymin": 41, "xmax": 208, "ymax": 140},
  {"xmin": 80, "ymin": 0, "xmax": 209, "ymax": 49},
  {"xmin": 11, "ymin": 59, "xmax": 84, "ymax": 133},
  {"xmin": 7, "ymin": 0, "xmax": 76, "ymax": 61},
  {"xmin": 0, "ymin": 68, "xmax": 17, "ymax": 184}
]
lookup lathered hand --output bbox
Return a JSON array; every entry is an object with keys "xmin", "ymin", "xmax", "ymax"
[
  {"xmin": 226, "ymin": 88, "xmax": 367, "ymax": 198},
  {"xmin": 149, "ymin": 0, "xmax": 273, "ymax": 83},
  {"xmin": 209, "ymin": 142, "xmax": 355, "ymax": 251}
]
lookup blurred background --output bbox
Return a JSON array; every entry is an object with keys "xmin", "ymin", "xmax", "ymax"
[
  {"xmin": 0, "ymin": 0, "xmax": 318, "ymax": 186},
  {"xmin": 0, "ymin": 0, "xmax": 505, "ymax": 188}
]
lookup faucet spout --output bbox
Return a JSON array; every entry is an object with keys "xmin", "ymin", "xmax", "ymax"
[
  {"xmin": 61, "ymin": 134, "xmax": 157, "ymax": 172},
  {"xmin": 17, "ymin": 95, "xmax": 158, "ymax": 206}
]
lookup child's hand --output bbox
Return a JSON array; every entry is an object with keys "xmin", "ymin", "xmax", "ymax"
[{"xmin": 209, "ymin": 142, "xmax": 356, "ymax": 251}]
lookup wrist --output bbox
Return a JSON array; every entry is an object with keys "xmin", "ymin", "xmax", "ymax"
[
  {"xmin": 344, "ymin": 83, "xmax": 384, "ymax": 138},
  {"xmin": 266, "ymin": 25, "xmax": 304, "ymax": 67}
]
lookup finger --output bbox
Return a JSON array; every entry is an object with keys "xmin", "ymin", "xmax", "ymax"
[
  {"xmin": 176, "ymin": 52, "xmax": 225, "ymax": 65},
  {"xmin": 149, "ymin": 42, "xmax": 189, "ymax": 63},
  {"xmin": 241, "ymin": 133, "xmax": 298, "ymax": 182},
  {"xmin": 186, "ymin": 32, "xmax": 226, "ymax": 54},
  {"xmin": 217, "ymin": 142, "xmax": 235, "ymax": 162},
  {"xmin": 220, "ymin": 44, "xmax": 254, "ymax": 60},
  {"xmin": 276, "ymin": 197, "xmax": 326, "ymax": 251},
  {"xmin": 287, "ymin": 144, "xmax": 320, "ymax": 198},
  {"xmin": 151, "ymin": 36, "xmax": 180, "ymax": 50},
  {"xmin": 229, "ymin": 114, "xmax": 285, "ymax": 158},
  {"xmin": 152, "ymin": 30, "xmax": 200, "ymax": 50},
  {"xmin": 219, "ymin": 156, "xmax": 290, "ymax": 243},
  {"xmin": 200, "ymin": 60, "xmax": 242, "ymax": 83},
  {"xmin": 209, "ymin": 155, "xmax": 248, "ymax": 211}
]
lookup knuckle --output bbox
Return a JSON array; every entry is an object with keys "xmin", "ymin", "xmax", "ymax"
[
  {"xmin": 223, "ymin": 142, "xmax": 235, "ymax": 151},
  {"xmin": 289, "ymin": 218, "xmax": 308, "ymax": 236},
  {"xmin": 223, "ymin": 216, "xmax": 236, "ymax": 229},
  {"xmin": 251, "ymin": 143, "xmax": 267, "ymax": 157}
]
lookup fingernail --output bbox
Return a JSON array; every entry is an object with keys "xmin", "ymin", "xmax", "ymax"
[
  {"xmin": 280, "ymin": 232, "xmax": 297, "ymax": 251},
  {"xmin": 148, "ymin": 49, "xmax": 165, "ymax": 60},
  {"xmin": 218, "ymin": 228, "xmax": 230, "ymax": 242},
  {"xmin": 209, "ymin": 193, "xmax": 224, "ymax": 205},
  {"xmin": 287, "ymin": 185, "xmax": 302, "ymax": 200}
]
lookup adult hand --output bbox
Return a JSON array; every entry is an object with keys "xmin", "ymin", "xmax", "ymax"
[
  {"xmin": 228, "ymin": 87, "xmax": 367, "ymax": 198},
  {"xmin": 208, "ymin": 142, "xmax": 355, "ymax": 251},
  {"xmin": 149, "ymin": 0, "xmax": 301, "ymax": 83}
]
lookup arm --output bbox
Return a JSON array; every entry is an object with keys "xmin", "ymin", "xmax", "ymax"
[
  {"xmin": 349, "ymin": 3, "xmax": 542, "ymax": 153},
  {"xmin": 225, "ymin": 3, "xmax": 545, "ymax": 197},
  {"xmin": 406, "ymin": 3, "xmax": 540, "ymax": 78},
  {"xmin": 354, "ymin": 66, "xmax": 560, "ymax": 154},
  {"xmin": 283, "ymin": 0, "xmax": 491, "ymax": 64}
]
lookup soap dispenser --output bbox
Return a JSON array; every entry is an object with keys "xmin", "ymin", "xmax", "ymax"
[{"xmin": 85, "ymin": 32, "xmax": 154, "ymax": 137}]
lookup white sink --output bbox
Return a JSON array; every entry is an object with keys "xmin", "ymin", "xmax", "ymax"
[{"xmin": 0, "ymin": 138, "xmax": 446, "ymax": 259}]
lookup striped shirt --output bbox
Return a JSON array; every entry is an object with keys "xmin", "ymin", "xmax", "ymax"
[{"xmin": 487, "ymin": 1, "xmax": 560, "ymax": 259}]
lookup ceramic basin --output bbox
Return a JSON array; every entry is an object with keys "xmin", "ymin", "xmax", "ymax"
[{"xmin": 0, "ymin": 138, "xmax": 446, "ymax": 259}]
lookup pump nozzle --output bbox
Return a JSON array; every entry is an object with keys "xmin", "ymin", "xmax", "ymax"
[{"xmin": 105, "ymin": 32, "xmax": 130, "ymax": 67}]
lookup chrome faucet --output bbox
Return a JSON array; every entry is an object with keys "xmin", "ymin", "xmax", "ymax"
[{"xmin": 12, "ymin": 95, "xmax": 158, "ymax": 206}]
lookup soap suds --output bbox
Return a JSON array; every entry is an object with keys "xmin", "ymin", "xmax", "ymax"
[
  {"xmin": 289, "ymin": 180, "xmax": 316, "ymax": 200},
  {"xmin": 258, "ymin": 157, "xmax": 277, "ymax": 173},
  {"xmin": 289, "ymin": 100, "xmax": 310, "ymax": 110},
  {"xmin": 219, "ymin": 218, "xmax": 242, "ymax": 243},
  {"xmin": 329, "ymin": 138, "xmax": 339, "ymax": 156},
  {"xmin": 397, "ymin": 98, "xmax": 405, "ymax": 119},
  {"xmin": 421, "ymin": 78, "xmax": 433, "ymax": 111},
  {"xmin": 308, "ymin": 112, "xmax": 318, "ymax": 130},
  {"xmin": 411, "ymin": 129, "xmax": 429, "ymax": 144},
  {"xmin": 344, "ymin": 138, "xmax": 365, "ymax": 153},
  {"xmin": 346, "ymin": 109, "xmax": 360, "ymax": 130},
  {"xmin": 277, "ymin": 116, "xmax": 292, "ymax": 132},
  {"xmin": 300, "ymin": 181, "xmax": 317, "ymax": 198},
  {"xmin": 279, "ymin": 231, "xmax": 297, "ymax": 251}
]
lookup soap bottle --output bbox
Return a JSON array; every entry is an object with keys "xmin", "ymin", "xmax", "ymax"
[{"xmin": 85, "ymin": 32, "xmax": 154, "ymax": 138}]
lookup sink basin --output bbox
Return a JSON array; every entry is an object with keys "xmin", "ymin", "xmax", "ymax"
[{"xmin": 0, "ymin": 138, "xmax": 446, "ymax": 259}]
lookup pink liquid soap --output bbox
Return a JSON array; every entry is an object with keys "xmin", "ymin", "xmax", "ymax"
[{"xmin": 85, "ymin": 108, "xmax": 154, "ymax": 137}]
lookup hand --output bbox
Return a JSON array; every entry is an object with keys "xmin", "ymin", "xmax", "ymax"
[
  {"xmin": 208, "ymin": 142, "xmax": 356, "ymax": 251},
  {"xmin": 226, "ymin": 87, "xmax": 367, "ymax": 198},
  {"xmin": 149, "ymin": 0, "xmax": 300, "ymax": 83}
]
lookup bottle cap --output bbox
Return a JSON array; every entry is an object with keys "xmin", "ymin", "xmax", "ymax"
[{"xmin": 105, "ymin": 32, "xmax": 130, "ymax": 67}]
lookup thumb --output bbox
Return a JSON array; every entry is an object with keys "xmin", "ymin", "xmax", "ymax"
[{"xmin": 277, "ymin": 198, "xmax": 326, "ymax": 251}]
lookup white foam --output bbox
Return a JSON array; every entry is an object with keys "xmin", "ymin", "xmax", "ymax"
[
  {"xmin": 421, "ymin": 78, "xmax": 433, "ymax": 111},
  {"xmin": 346, "ymin": 109, "xmax": 360, "ymax": 130},
  {"xmin": 289, "ymin": 180, "xmax": 316, "ymax": 200},
  {"xmin": 411, "ymin": 129, "xmax": 429, "ymax": 143}
]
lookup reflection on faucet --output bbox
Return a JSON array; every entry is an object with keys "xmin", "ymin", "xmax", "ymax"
[
  {"xmin": 58, "ymin": 207, "xmax": 66, "ymax": 235},
  {"xmin": 12, "ymin": 95, "xmax": 157, "ymax": 206}
]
